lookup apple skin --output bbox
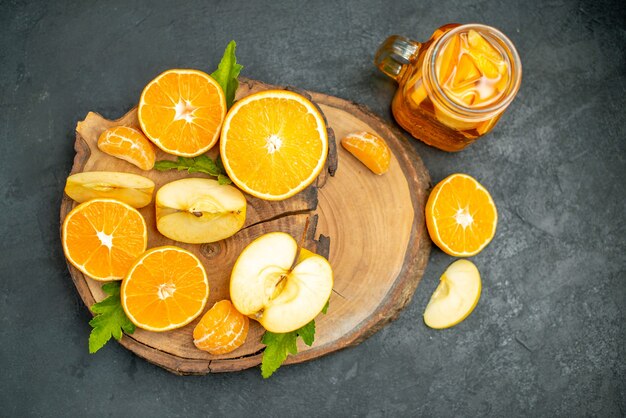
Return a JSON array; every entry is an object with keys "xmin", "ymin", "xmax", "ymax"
[
  {"xmin": 64, "ymin": 171, "xmax": 155, "ymax": 208},
  {"xmin": 155, "ymin": 178, "xmax": 247, "ymax": 244},
  {"xmin": 229, "ymin": 232, "xmax": 333, "ymax": 333},
  {"xmin": 423, "ymin": 259, "xmax": 481, "ymax": 329}
]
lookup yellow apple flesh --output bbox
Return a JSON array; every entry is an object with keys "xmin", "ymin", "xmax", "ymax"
[
  {"xmin": 423, "ymin": 259, "xmax": 481, "ymax": 329},
  {"xmin": 64, "ymin": 171, "xmax": 155, "ymax": 208},
  {"xmin": 230, "ymin": 232, "xmax": 333, "ymax": 333},
  {"xmin": 155, "ymin": 178, "xmax": 247, "ymax": 244}
]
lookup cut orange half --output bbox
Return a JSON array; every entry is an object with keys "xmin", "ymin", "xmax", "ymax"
[
  {"xmin": 220, "ymin": 90, "xmax": 328, "ymax": 200},
  {"xmin": 426, "ymin": 173, "xmax": 497, "ymax": 257},
  {"xmin": 121, "ymin": 246, "xmax": 209, "ymax": 332},
  {"xmin": 138, "ymin": 69, "xmax": 226, "ymax": 157},
  {"xmin": 62, "ymin": 198, "xmax": 147, "ymax": 281}
]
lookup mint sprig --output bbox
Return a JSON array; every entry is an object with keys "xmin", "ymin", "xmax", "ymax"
[
  {"xmin": 154, "ymin": 155, "xmax": 232, "ymax": 185},
  {"xmin": 260, "ymin": 299, "xmax": 329, "ymax": 378},
  {"xmin": 88, "ymin": 282, "xmax": 135, "ymax": 354},
  {"xmin": 261, "ymin": 320, "xmax": 316, "ymax": 379},
  {"xmin": 211, "ymin": 40, "xmax": 243, "ymax": 109}
]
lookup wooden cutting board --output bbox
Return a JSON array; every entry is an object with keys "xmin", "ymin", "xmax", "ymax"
[{"xmin": 60, "ymin": 78, "xmax": 431, "ymax": 374}]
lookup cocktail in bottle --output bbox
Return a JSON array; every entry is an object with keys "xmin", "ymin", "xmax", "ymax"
[{"xmin": 375, "ymin": 24, "xmax": 522, "ymax": 151}]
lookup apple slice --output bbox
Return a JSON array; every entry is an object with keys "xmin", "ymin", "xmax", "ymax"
[
  {"xmin": 64, "ymin": 171, "xmax": 155, "ymax": 208},
  {"xmin": 423, "ymin": 259, "xmax": 481, "ymax": 329},
  {"xmin": 230, "ymin": 232, "xmax": 333, "ymax": 333},
  {"xmin": 155, "ymin": 178, "xmax": 246, "ymax": 244}
]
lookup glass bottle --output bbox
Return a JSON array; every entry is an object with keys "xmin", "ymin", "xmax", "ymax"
[{"xmin": 375, "ymin": 24, "xmax": 522, "ymax": 151}]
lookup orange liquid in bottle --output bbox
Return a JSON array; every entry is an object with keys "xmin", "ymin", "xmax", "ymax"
[
  {"xmin": 392, "ymin": 28, "xmax": 513, "ymax": 151},
  {"xmin": 437, "ymin": 29, "xmax": 509, "ymax": 108}
]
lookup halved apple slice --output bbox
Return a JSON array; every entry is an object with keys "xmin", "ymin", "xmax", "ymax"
[
  {"xmin": 155, "ymin": 178, "xmax": 246, "ymax": 244},
  {"xmin": 64, "ymin": 171, "xmax": 155, "ymax": 208},
  {"xmin": 424, "ymin": 259, "xmax": 481, "ymax": 329},
  {"xmin": 230, "ymin": 232, "xmax": 333, "ymax": 333}
]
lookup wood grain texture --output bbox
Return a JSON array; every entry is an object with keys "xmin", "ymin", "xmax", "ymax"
[{"xmin": 60, "ymin": 78, "xmax": 431, "ymax": 374}]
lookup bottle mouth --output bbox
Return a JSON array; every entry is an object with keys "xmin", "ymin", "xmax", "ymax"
[{"xmin": 425, "ymin": 23, "xmax": 522, "ymax": 116}]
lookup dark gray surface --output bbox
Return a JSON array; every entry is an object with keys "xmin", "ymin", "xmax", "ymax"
[{"xmin": 1, "ymin": 0, "xmax": 624, "ymax": 416}]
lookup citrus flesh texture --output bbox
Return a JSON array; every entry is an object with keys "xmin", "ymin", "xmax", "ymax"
[
  {"xmin": 220, "ymin": 90, "xmax": 328, "ymax": 201},
  {"xmin": 138, "ymin": 69, "xmax": 226, "ymax": 157},
  {"xmin": 97, "ymin": 126, "xmax": 156, "ymax": 170},
  {"xmin": 426, "ymin": 173, "xmax": 497, "ymax": 257},
  {"xmin": 341, "ymin": 131, "xmax": 391, "ymax": 175},
  {"xmin": 193, "ymin": 300, "xmax": 249, "ymax": 355},
  {"xmin": 121, "ymin": 246, "xmax": 209, "ymax": 332},
  {"xmin": 62, "ymin": 198, "xmax": 147, "ymax": 281}
]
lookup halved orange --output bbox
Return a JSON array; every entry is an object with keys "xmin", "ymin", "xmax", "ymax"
[
  {"xmin": 138, "ymin": 69, "xmax": 226, "ymax": 157},
  {"xmin": 97, "ymin": 126, "xmax": 156, "ymax": 170},
  {"xmin": 62, "ymin": 198, "xmax": 147, "ymax": 281},
  {"xmin": 426, "ymin": 173, "xmax": 497, "ymax": 257},
  {"xmin": 341, "ymin": 131, "xmax": 391, "ymax": 175},
  {"xmin": 193, "ymin": 300, "xmax": 249, "ymax": 355},
  {"xmin": 121, "ymin": 246, "xmax": 209, "ymax": 332},
  {"xmin": 220, "ymin": 90, "xmax": 328, "ymax": 200}
]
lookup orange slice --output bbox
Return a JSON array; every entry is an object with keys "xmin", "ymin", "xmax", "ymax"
[
  {"xmin": 193, "ymin": 300, "xmax": 249, "ymax": 355},
  {"xmin": 138, "ymin": 69, "xmax": 226, "ymax": 157},
  {"xmin": 341, "ymin": 131, "xmax": 391, "ymax": 175},
  {"xmin": 220, "ymin": 90, "xmax": 328, "ymax": 200},
  {"xmin": 436, "ymin": 34, "xmax": 461, "ymax": 85},
  {"xmin": 121, "ymin": 246, "xmax": 209, "ymax": 332},
  {"xmin": 62, "ymin": 198, "xmax": 147, "ymax": 281},
  {"xmin": 426, "ymin": 174, "xmax": 497, "ymax": 257},
  {"xmin": 97, "ymin": 126, "xmax": 156, "ymax": 170}
]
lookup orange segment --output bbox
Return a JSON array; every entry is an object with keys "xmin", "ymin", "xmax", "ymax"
[
  {"xmin": 193, "ymin": 300, "xmax": 249, "ymax": 355},
  {"xmin": 220, "ymin": 90, "xmax": 328, "ymax": 201},
  {"xmin": 425, "ymin": 174, "xmax": 497, "ymax": 257},
  {"xmin": 97, "ymin": 126, "xmax": 156, "ymax": 170},
  {"xmin": 437, "ymin": 34, "xmax": 460, "ymax": 85},
  {"xmin": 62, "ymin": 198, "xmax": 147, "ymax": 281},
  {"xmin": 453, "ymin": 53, "xmax": 481, "ymax": 88},
  {"xmin": 121, "ymin": 246, "xmax": 209, "ymax": 332},
  {"xmin": 437, "ymin": 29, "xmax": 510, "ymax": 110},
  {"xmin": 341, "ymin": 131, "xmax": 391, "ymax": 175},
  {"xmin": 138, "ymin": 69, "xmax": 226, "ymax": 157},
  {"xmin": 467, "ymin": 29, "xmax": 501, "ymax": 62}
]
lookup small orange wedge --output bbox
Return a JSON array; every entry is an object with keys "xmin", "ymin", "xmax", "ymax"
[
  {"xmin": 121, "ymin": 246, "xmax": 209, "ymax": 332},
  {"xmin": 426, "ymin": 173, "xmax": 497, "ymax": 257},
  {"xmin": 97, "ymin": 126, "xmax": 156, "ymax": 170},
  {"xmin": 193, "ymin": 300, "xmax": 249, "ymax": 355},
  {"xmin": 62, "ymin": 198, "xmax": 147, "ymax": 281},
  {"xmin": 341, "ymin": 131, "xmax": 391, "ymax": 175},
  {"xmin": 138, "ymin": 69, "xmax": 226, "ymax": 157},
  {"xmin": 220, "ymin": 90, "xmax": 328, "ymax": 200}
]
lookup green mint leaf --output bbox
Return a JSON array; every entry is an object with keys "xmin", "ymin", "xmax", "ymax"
[
  {"xmin": 178, "ymin": 157, "xmax": 195, "ymax": 167},
  {"xmin": 321, "ymin": 299, "xmax": 330, "ymax": 315},
  {"xmin": 260, "ymin": 320, "xmax": 317, "ymax": 378},
  {"xmin": 261, "ymin": 330, "xmax": 298, "ymax": 379},
  {"xmin": 154, "ymin": 160, "xmax": 181, "ymax": 171},
  {"xmin": 193, "ymin": 155, "xmax": 221, "ymax": 176},
  {"xmin": 297, "ymin": 320, "xmax": 315, "ymax": 346},
  {"xmin": 153, "ymin": 155, "xmax": 232, "ymax": 184},
  {"xmin": 88, "ymin": 282, "xmax": 135, "ymax": 354},
  {"xmin": 211, "ymin": 40, "xmax": 243, "ymax": 108},
  {"xmin": 215, "ymin": 154, "xmax": 226, "ymax": 172},
  {"xmin": 217, "ymin": 174, "xmax": 232, "ymax": 185}
]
